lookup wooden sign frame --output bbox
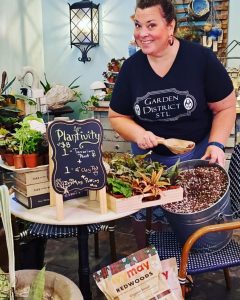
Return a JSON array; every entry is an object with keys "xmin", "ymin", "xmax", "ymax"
[{"xmin": 48, "ymin": 119, "xmax": 108, "ymax": 220}]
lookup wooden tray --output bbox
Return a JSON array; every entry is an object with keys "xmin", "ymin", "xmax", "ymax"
[{"xmin": 107, "ymin": 187, "xmax": 183, "ymax": 213}]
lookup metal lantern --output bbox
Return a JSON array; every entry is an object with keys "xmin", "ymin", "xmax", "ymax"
[{"xmin": 69, "ymin": 0, "xmax": 99, "ymax": 63}]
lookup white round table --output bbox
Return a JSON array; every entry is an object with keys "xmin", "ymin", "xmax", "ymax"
[
  {"xmin": 10, "ymin": 196, "xmax": 138, "ymax": 300},
  {"xmin": 11, "ymin": 196, "xmax": 137, "ymax": 225}
]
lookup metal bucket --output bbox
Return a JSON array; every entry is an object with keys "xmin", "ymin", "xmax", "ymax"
[{"xmin": 162, "ymin": 159, "xmax": 233, "ymax": 252}]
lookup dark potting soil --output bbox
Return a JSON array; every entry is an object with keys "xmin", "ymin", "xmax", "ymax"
[{"xmin": 163, "ymin": 166, "xmax": 228, "ymax": 213}]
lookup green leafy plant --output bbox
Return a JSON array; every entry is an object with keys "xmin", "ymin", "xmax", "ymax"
[
  {"xmin": 104, "ymin": 92, "xmax": 112, "ymax": 101},
  {"xmin": 0, "ymin": 74, "xmax": 37, "ymax": 132},
  {"xmin": 107, "ymin": 177, "xmax": 133, "ymax": 198},
  {"xmin": 104, "ymin": 152, "xmax": 180, "ymax": 198},
  {"xmin": 1, "ymin": 133, "xmax": 19, "ymax": 154},
  {"xmin": 23, "ymin": 130, "xmax": 43, "ymax": 154},
  {"xmin": 0, "ymin": 128, "xmax": 9, "ymax": 136},
  {"xmin": 13, "ymin": 122, "xmax": 43, "ymax": 155},
  {"xmin": 79, "ymin": 96, "xmax": 99, "ymax": 113}
]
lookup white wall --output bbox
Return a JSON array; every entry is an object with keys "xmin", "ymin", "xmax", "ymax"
[
  {"xmin": 0, "ymin": 0, "xmax": 44, "ymax": 90},
  {"xmin": 41, "ymin": 0, "xmax": 136, "ymax": 103}
]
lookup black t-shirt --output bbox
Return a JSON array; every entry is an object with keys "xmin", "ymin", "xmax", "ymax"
[{"xmin": 110, "ymin": 39, "xmax": 233, "ymax": 152}]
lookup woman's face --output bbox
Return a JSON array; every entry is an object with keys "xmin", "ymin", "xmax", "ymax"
[{"xmin": 134, "ymin": 5, "xmax": 175, "ymax": 56}]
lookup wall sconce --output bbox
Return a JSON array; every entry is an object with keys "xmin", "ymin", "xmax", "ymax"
[{"xmin": 69, "ymin": 0, "xmax": 99, "ymax": 63}]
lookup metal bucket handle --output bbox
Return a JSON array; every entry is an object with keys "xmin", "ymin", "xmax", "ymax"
[{"xmin": 216, "ymin": 211, "xmax": 240, "ymax": 222}]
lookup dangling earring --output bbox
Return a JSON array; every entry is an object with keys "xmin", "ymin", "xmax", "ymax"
[{"xmin": 168, "ymin": 35, "xmax": 174, "ymax": 46}]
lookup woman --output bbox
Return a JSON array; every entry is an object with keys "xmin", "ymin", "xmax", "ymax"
[{"xmin": 108, "ymin": 0, "xmax": 236, "ymax": 248}]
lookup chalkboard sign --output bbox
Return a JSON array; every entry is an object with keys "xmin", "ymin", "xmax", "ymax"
[{"xmin": 48, "ymin": 119, "xmax": 106, "ymax": 195}]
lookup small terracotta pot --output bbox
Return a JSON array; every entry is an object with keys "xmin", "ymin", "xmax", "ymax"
[
  {"xmin": 24, "ymin": 153, "xmax": 39, "ymax": 168},
  {"xmin": 4, "ymin": 153, "xmax": 14, "ymax": 166},
  {"xmin": 112, "ymin": 65, "xmax": 120, "ymax": 72},
  {"xmin": 0, "ymin": 152, "xmax": 6, "ymax": 162},
  {"xmin": 14, "ymin": 154, "xmax": 25, "ymax": 169}
]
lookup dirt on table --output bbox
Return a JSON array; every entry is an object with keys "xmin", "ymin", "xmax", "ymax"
[{"xmin": 163, "ymin": 166, "xmax": 228, "ymax": 213}]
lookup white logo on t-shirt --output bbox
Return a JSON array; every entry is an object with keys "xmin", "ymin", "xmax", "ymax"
[
  {"xmin": 184, "ymin": 97, "xmax": 194, "ymax": 110},
  {"xmin": 134, "ymin": 88, "xmax": 196, "ymax": 122}
]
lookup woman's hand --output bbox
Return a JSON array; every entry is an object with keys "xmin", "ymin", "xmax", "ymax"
[
  {"xmin": 201, "ymin": 145, "xmax": 225, "ymax": 167},
  {"xmin": 136, "ymin": 131, "xmax": 159, "ymax": 149}
]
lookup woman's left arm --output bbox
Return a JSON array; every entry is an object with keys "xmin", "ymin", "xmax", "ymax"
[{"xmin": 202, "ymin": 90, "xmax": 237, "ymax": 166}]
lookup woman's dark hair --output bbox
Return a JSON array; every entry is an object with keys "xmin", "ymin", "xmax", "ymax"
[{"xmin": 136, "ymin": 0, "xmax": 177, "ymax": 30}]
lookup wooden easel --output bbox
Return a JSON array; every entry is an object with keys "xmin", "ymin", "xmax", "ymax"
[{"xmin": 48, "ymin": 127, "xmax": 108, "ymax": 221}]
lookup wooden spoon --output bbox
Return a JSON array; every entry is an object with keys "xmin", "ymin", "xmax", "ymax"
[{"xmin": 157, "ymin": 137, "xmax": 195, "ymax": 155}]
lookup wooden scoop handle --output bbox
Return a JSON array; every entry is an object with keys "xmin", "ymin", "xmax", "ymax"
[{"xmin": 157, "ymin": 137, "xmax": 166, "ymax": 145}]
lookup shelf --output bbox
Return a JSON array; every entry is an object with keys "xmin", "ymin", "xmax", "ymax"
[
  {"xmin": 0, "ymin": 157, "xmax": 48, "ymax": 173},
  {"xmin": 87, "ymin": 106, "xmax": 109, "ymax": 112}
]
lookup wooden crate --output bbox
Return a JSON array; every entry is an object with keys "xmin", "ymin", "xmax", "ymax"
[
  {"xmin": 14, "ymin": 169, "xmax": 48, "ymax": 185},
  {"xmin": 14, "ymin": 177, "xmax": 50, "ymax": 197},
  {"xmin": 107, "ymin": 187, "xmax": 183, "ymax": 213}
]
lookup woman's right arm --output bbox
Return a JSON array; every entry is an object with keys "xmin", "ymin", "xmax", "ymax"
[{"xmin": 108, "ymin": 108, "xmax": 159, "ymax": 149}]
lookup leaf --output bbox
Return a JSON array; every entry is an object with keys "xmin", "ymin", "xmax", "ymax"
[
  {"xmin": 69, "ymin": 85, "xmax": 80, "ymax": 90},
  {"xmin": 166, "ymin": 159, "xmax": 180, "ymax": 185},
  {"xmin": 40, "ymin": 73, "xmax": 51, "ymax": 93},
  {"xmin": 107, "ymin": 177, "xmax": 132, "ymax": 197},
  {"xmin": 68, "ymin": 75, "xmax": 81, "ymax": 88},
  {"xmin": 27, "ymin": 266, "xmax": 46, "ymax": 300},
  {"xmin": 1, "ymin": 76, "xmax": 16, "ymax": 94}
]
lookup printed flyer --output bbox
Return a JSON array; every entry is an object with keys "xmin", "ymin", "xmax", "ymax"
[{"xmin": 93, "ymin": 246, "xmax": 182, "ymax": 300}]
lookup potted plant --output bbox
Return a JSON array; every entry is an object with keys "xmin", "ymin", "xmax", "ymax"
[
  {"xmin": 79, "ymin": 96, "xmax": 100, "ymax": 114},
  {"xmin": 0, "ymin": 128, "xmax": 10, "ymax": 161},
  {"xmin": 13, "ymin": 122, "xmax": 44, "ymax": 168},
  {"xmin": 2, "ymin": 134, "xmax": 19, "ymax": 166},
  {"xmin": 1, "ymin": 73, "xmax": 37, "ymax": 127},
  {"xmin": 0, "ymin": 267, "xmax": 83, "ymax": 299},
  {"xmin": 111, "ymin": 58, "xmax": 121, "ymax": 72},
  {"xmin": 23, "ymin": 128, "xmax": 43, "ymax": 168}
]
